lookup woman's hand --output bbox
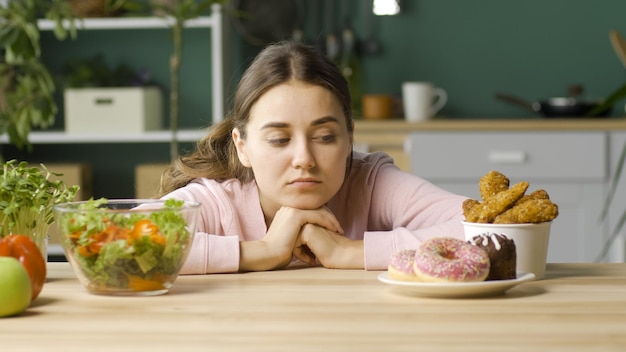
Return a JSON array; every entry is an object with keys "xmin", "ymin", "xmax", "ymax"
[
  {"xmin": 295, "ymin": 223, "xmax": 364, "ymax": 269},
  {"xmin": 239, "ymin": 206, "xmax": 343, "ymax": 272}
]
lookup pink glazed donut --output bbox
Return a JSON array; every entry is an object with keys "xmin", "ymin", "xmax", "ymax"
[
  {"xmin": 414, "ymin": 237, "xmax": 490, "ymax": 283},
  {"xmin": 388, "ymin": 249, "xmax": 419, "ymax": 281}
]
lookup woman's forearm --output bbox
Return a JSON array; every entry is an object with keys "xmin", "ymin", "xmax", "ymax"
[{"xmin": 239, "ymin": 240, "xmax": 291, "ymax": 272}]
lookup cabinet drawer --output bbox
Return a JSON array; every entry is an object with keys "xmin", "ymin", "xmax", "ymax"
[{"xmin": 407, "ymin": 131, "xmax": 606, "ymax": 181}]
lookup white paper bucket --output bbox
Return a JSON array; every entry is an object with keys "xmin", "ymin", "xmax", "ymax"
[{"xmin": 463, "ymin": 221, "xmax": 552, "ymax": 279}]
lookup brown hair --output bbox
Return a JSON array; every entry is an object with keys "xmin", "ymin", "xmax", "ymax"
[{"xmin": 157, "ymin": 41, "xmax": 354, "ymax": 197}]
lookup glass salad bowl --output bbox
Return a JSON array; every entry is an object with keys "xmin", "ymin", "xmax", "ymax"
[{"xmin": 54, "ymin": 199, "xmax": 200, "ymax": 296}]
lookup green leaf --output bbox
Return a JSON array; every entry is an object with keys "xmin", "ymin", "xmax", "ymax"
[
  {"xmin": 596, "ymin": 208, "xmax": 626, "ymax": 262},
  {"xmin": 587, "ymin": 82, "xmax": 626, "ymax": 117},
  {"xmin": 0, "ymin": 160, "xmax": 78, "ymax": 237},
  {"xmin": 0, "ymin": 0, "xmax": 78, "ymax": 155},
  {"xmin": 0, "ymin": 25, "xmax": 20, "ymax": 47}
]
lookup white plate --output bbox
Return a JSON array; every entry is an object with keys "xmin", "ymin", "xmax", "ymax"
[{"xmin": 378, "ymin": 272, "xmax": 535, "ymax": 298}]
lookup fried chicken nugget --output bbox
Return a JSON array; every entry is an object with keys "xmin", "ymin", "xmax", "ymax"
[
  {"xmin": 479, "ymin": 170, "xmax": 510, "ymax": 200},
  {"xmin": 462, "ymin": 198, "xmax": 480, "ymax": 219},
  {"xmin": 512, "ymin": 189, "xmax": 550, "ymax": 206},
  {"xmin": 465, "ymin": 181, "xmax": 529, "ymax": 223},
  {"xmin": 493, "ymin": 198, "xmax": 559, "ymax": 224}
]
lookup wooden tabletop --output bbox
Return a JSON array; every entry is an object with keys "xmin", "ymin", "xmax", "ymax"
[{"xmin": 2, "ymin": 263, "xmax": 626, "ymax": 351}]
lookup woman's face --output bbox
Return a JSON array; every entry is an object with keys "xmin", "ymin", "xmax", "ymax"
[{"xmin": 233, "ymin": 80, "xmax": 353, "ymax": 219}]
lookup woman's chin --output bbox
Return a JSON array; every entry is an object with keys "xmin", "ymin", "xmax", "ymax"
[{"xmin": 287, "ymin": 200, "xmax": 328, "ymax": 210}]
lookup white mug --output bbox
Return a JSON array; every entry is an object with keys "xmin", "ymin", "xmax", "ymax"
[{"xmin": 402, "ymin": 82, "xmax": 447, "ymax": 122}]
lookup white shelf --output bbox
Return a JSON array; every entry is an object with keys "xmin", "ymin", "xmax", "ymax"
[
  {"xmin": 0, "ymin": 130, "xmax": 207, "ymax": 144},
  {"xmin": 36, "ymin": 3, "xmax": 226, "ymax": 124},
  {"xmin": 37, "ymin": 16, "xmax": 217, "ymax": 31}
]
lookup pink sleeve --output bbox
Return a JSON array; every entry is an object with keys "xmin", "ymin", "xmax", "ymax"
[
  {"xmin": 357, "ymin": 154, "xmax": 467, "ymax": 270},
  {"xmin": 363, "ymin": 220, "xmax": 465, "ymax": 270},
  {"xmin": 162, "ymin": 180, "xmax": 246, "ymax": 274},
  {"xmin": 179, "ymin": 233, "xmax": 240, "ymax": 274}
]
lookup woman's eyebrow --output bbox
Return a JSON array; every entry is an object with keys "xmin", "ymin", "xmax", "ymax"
[
  {"xmin": 260, "ymin": 122, "xmax": 289, "ymax": 129},
  {"xmin": 311, "ymin": 116, "xmax": 340, "ymax": 126},
  {"xmin": 259, "ymin": 116, "xmax": 340, "ymax": 130}
]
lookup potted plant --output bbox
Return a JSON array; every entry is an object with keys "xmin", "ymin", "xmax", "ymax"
[
  {"xmin": 0, "ymin": 160, "xmax": 78, "ymax": 258},
  {"xmin": 60, "ymin": 54, "xmax": 154, "ymax": 88},
  {"xmin": 0, "ymin": 0, "xmax": 78, "ymax": 154},
  {"xmin": 66, "ymin": 0, "xmax": 140, "ymax": 18},
  {"xmin": 593, "ymin": 29, "xmax": 626, "ymax": 261},
  {"xmin": 62, "ymin": 0, "xmax": 228, "ymax": 162},
  {"xmin": 149, "ymin": 0, "xmax": 228, "ymax": 161},
  {"xmin": 597, "ymin": 139, "xmax": 626, "ymax": 261}
]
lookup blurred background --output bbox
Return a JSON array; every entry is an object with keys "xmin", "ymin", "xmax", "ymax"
[
  {"xmin": 39, "ymin": 0, "xmax": 626, "ymax": 126},
  {"xmin": 2, "ymin": 0, "xmax": 626, "ymax": 198}
]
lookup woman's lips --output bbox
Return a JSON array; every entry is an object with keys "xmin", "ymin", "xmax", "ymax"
[{"xmin": 288, "ymin": 178, "xmax": 321, "ymax": 188}]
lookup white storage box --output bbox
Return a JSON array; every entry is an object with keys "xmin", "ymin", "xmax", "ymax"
[{"xmin": 64, "ymin": 87, "xmax": 163, "ymax": 133}]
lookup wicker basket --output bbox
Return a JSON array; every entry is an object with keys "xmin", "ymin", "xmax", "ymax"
[{"xmin": 69, "ymin": 0, "xmax": 106, "ymax": 18}]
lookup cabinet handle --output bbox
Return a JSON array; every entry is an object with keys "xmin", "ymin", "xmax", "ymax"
[
  {"xmin": 487, "ymin": 151, "xmax": 527, "ymax": 164},
  {"xmin": 94, "ymin": 97, "xmax": 114, "ymax": 105}
]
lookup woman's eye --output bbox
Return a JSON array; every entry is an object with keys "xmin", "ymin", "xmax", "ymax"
[
  {"xmin": 267, "ymin": 137, "xmax": 290, "ymax": 146},
  {"xmin": 315, "ymin": 134, "xmax": 336, "ymax": 143}
]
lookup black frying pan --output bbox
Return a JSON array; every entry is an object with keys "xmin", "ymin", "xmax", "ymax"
[{"xmin": 495, "ymin": 93, "xmax": 611, "ymax": 118}]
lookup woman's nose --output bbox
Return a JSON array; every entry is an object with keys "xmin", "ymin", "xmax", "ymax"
[{"xmin": 292, "ymin": 139, "xmax": 315, "ymax": 169}]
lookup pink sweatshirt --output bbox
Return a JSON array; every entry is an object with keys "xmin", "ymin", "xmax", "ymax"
[{"xmin": 163, "ymin": 152, "xmax": 467, "ymax": 274}]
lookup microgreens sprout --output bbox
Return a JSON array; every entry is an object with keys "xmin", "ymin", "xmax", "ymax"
[{"xmin": 0, "ymin": 160, "xmax": 79, "ymax": 245}]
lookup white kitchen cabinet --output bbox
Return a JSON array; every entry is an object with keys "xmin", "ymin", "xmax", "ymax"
[
  {"xmin": 407, "ymin": 131, "xmax": 610, "ymax": 263},
  {"xmin": 607, "ymin": 132, "xmax": 626, "ymax": 262}
]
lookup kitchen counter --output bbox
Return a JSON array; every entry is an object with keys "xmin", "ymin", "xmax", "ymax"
[
  {"xmin": 354, "ymin": 117, "xmax": 626, "ymax": 131},
  {"xmin": 353, "ymin": 118, "xmax": 626, "ymax": 171},
  {"xmin": 2, "ymin": 262, "xmax": 625, "ymax": 351}
]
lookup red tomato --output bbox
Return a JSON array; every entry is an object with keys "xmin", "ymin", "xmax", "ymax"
[{"xmin": 0, "ymin": 234, "xmax": 47, "ymax": 300}]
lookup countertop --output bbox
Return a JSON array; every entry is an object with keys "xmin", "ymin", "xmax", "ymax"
[
  {"xmin": 3, "ymin": 118, "xmax": 624, "ymax": 146},
  {"xmin": 354, "ymin": 117, "xmax": 626, "ymax": 131},
  {"xmin": 2, "ymin": 262, "xmax": 625, "ymax": 351}
]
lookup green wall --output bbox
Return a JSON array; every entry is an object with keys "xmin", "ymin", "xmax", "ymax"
[
  {"xmin": 356, "ymin": 0, "xmax": 626, "ymax": 118},
  {"xmin": 41, "ymin": 28, "xmax": 215, "ymax": 129},
  {"xmin": 5, "ymin": 0, "xmax": 626, "ymax": 198},
  {"xmin": 42, "ymin": 0, "xmax": 626, "ymax": 125},
  {"xmin": 219, "ymin": 0, "xmax": 626, "ymax": 119}
]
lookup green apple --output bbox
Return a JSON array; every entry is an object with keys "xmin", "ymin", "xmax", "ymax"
[{"xmin": 0, "ymin": 256, "xmax": 32, "ymax": 317}]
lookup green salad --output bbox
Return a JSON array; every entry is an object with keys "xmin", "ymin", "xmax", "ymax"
[{"xmin": 58, "ymin": 198, "xmax": 192, "ymax": 292}]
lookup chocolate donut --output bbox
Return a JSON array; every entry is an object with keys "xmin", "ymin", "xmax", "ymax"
[{"xmin": 468, "ymin": 233, "xmax": 517, "ymax": 280}]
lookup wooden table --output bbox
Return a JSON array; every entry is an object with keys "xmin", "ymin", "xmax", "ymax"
[{"xmin": 2, "ymin": 263, "xmax": 626, "ymax": 351}]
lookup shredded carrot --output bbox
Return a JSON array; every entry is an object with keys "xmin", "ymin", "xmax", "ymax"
[
  {"xmin": 149, "ymin": 233, "xmax": 166, "ymax": 246},
  {"xmin": 77, "ymin": 245, "xmax": 93, "ymax": 258},
  {"xmin": 70, "ymin": 218, "xmax": 166, "ymax": 258},
  {"xmin": 127, "ymin": 275, "xmax": 165, "ymax": 291},
  {"xmin": 87, "ymin": 241, "xmax": 103, "ymax": 255}
]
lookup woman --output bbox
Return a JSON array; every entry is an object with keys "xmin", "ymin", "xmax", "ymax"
[{"xmin": 159, "ymin": 41, "xmax": 467, "ymax": 274}]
